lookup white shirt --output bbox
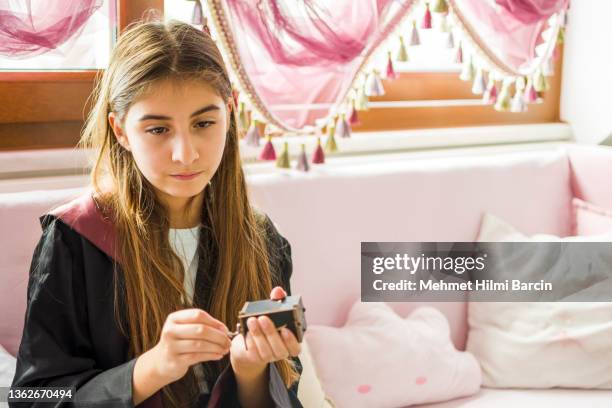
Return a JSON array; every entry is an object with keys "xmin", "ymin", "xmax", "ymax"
[
  {"xmin": 168, "ymin": 226, "xmax": 210, "ymax": 394},
  {"xmin": 168, "ymin": 226, "xmax": 200, "ymax": 303}
]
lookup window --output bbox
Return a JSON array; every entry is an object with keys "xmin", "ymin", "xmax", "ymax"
[
  {"xmin": 352, "ymin": 15, "xmax": 562, "ymax": 131},
  {"xmin": 166, "ymin": 0, "xmax": 562, "ymax": 134},
  {"xmin": 0, "ymin": 0, "xmax": 163, "ymax": 150},
  {"xmin": 0, "ymin": 0, "xmax": 562, "ymax": 151},
  {"xmin": 0, "ymin": 0, "xmax": 116, "ymax": 71}
]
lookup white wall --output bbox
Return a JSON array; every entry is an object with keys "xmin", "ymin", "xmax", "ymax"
[{"xmin": 560, "ymin": 0, "xmax": 612, "ymax": 144}]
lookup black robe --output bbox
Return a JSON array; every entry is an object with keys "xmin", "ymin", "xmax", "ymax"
[{"xmin": 10, "ymin": 193, "xmax": 303, "ymax": 407}]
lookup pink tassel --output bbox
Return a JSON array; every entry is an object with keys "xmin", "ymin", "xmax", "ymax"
[
  {"xmin": 409, "ymin": 20, "xmax": 421, "ymax": 46},
  {"xmin": 421, "ymin": 3, "xmax": 432, "ymax": 29},
  {"xmin": 488, "ymin": 83, "xmax": 498, "ymax": 105},
  {"xmin": 455, "ymin": 42, "xmax": 463, "ymax": 64},
  {"xmin": 385, "ymin": 51, "xmax": 397, "ymax": 79},
  {"xmin": 191, "ymin": 0, "xmax": 204, "ymax": 25},
  {"xmin": 244, "ymin": 122, "xmax": 261, "ymax": 147},
  {"xmin": 483, "ymin": 81, "xmax": 498, "ymax": 104},
  {"xmin": 336, "ymin": 113, "xmax": 351, "ymax": 138},
  {"xmin": 258, "ymin": 136, "xmax": 276, "ymax": 161},
  {"xmin": 349, "ymin": 101, "xmax": 360, "ymax": 126},
  {"xmin": 296, "ymin": 144, "xmax": 310, "ymax": 172},
  {"xmin": 231, "ymin": 88, "xmax": 239, "ymax": 109},
  {"xmin": 311, "ymin": 137, "xmax": 325, "ymax": 164},
  {"xmin": 524, "ymin": 82, "xmax": 538, "ymax": 103}
]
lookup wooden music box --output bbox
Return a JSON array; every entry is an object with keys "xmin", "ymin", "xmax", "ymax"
[{"xmin": 233, "ymin": 295, "xmax": 307, "ymax": 343}]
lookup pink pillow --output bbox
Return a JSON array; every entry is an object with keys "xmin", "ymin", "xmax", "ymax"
[
  {"xmin": 572, "ymin": 198, "xmax": 612, "ymax": 236},
  {"xmin": 304, "ymin": 302, "xmax": 481, "ymax": 408}
]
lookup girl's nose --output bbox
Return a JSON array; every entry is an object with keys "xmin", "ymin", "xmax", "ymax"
[{"xmin": 172, "ymin": 132, "xmax": 199, "ymax": 165}]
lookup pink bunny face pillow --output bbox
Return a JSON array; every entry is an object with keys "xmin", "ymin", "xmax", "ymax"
[{"xmin": 305, "ymin": 302, "xmax": 481, "ymax": 408}]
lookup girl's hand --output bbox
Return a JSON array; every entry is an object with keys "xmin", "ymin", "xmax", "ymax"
[
  {"xmin": 151, "ymin": 308, "xmax": 232, "ymax": 383},
  {"xmin": 229, "ymin": 287, "xmax": 301, "ymax": 379}
]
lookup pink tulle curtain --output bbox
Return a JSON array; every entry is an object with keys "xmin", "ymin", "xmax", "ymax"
[
  {"xmin": 495, "ymin": 0, "xmax": 567, "ymax": 24},
  {"xmin": 213, "ymin": 0, "xmax": 569, "ymax": 130},
  {"xmin": 450, "ymin": 0, "xmax": 568, "ymax": 74},
  {"xmin": 0, "ymin": 0, "xmax": 103, "ymax": 58},
  {"xmin": 226, "ymin": 0, "xmax": 374, "ymax": 66},
  {"xmin": 217, "ymin": 0, "xmax": 417, "ymax": 130}
]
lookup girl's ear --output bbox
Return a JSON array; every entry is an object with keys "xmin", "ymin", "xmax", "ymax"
[{"xmin": 108, "ymin": 111, "xmax": 131, "ymax": 151}]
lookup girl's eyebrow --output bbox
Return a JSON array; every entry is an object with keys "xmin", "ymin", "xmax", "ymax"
[{"xmin": 138, "ymin": 104, "xmax": 221, "ymax": 121}]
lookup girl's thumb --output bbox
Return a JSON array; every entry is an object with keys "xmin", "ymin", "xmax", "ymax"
[{"xmin": 270, "ymin": 286, "xmax": 287, "ymax": 300}]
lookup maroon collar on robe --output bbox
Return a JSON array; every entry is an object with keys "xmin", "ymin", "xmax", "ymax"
[{"xmin": 49, "ymin": 192, "xmax": 119, "ymax": 263}]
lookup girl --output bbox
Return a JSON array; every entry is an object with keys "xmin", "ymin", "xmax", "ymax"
[{"xmin": 11, "ymin": 19, "xmax": 302, "ymax": 408}]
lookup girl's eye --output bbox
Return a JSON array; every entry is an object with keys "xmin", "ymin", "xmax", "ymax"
[
  {"xmin": 146, "ymin": 127, "xmax": 167, "ymax": 135},
  {"xmin": 195, "ymin": 121, "xmax": 214, "ymax": 129}
]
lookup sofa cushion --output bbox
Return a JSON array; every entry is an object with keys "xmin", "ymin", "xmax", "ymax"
[
  {"xmin": 412, "ymin": 387, "xmax": 612, "ymax": 408},
  {"xmin": 469, "ymin": 214, "xmax": 612, "ymax": 389},
  {"xmin": 0, "ymin": 188, "xmax": 83, "ymax": 356},
  {"xmin": 0, "ymin": 343, "xmax": 16, "ymax": 387},
  {"xmin": 305, "ymin": 302, "xmax": 481, "ymax": 408},
  {"xmin": 569, "ymin": 145, "xmax": 612, "ymax": 209},
  {"xmin": 572, "ymin": 197, "xmax": 612, "ymax": 236}
]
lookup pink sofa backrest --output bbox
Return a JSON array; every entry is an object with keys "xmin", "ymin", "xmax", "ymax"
[
  {"xmin": 247, "ymin": 148, "xmax": 573, "ymax": 350},
  {"xmin": 569, "ymin": 145, "xmax": 612, "ymax": 206},
  {"xmin": 0, "ymin": 148, "xmax": 574, "ymax": 356},
  {"xmin": 0, "ymin": 188, "xmax": 84, "ymax": 357}
]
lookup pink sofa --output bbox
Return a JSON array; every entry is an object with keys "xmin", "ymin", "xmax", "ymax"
[{"xmin": 1, "ymin": 144, "xmax": 612, "ymax": 407}]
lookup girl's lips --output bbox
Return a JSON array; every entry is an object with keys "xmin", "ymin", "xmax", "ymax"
[{"xmin": 170, "ymin": 171, "xmax": 203, "ymax": 181}]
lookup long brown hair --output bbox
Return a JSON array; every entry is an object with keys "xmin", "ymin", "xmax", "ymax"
[{"xmin": 79, "ymin": 19, "xmax": 298, "ymax": 407}]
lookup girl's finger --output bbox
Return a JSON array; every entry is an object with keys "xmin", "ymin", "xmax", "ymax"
[
  {"xmin": 170, "ymin": 309, "xmax": 228, "ymax": 332},
  {"xmin": 168, "ymin": 323, "xmax": 220, "ymax": 338},
  {"xmin": 172, "ymin": 339, "xmax": 229, "ymax": 355},
  {"xmin": 258, "ymin": 316, "xmax": 288, "ymax": 361},
  {"xmin": 247, "ymin": 317, "xmax": 274, "ymax": 362},
  {"xmin": 270, "ymin": 286, "xmax": 287, "ymax": 300},
  {"xmin": 280, "ymin": 328, "xmax": 301, "ymax": 357},
  {"xmin": 168, "ymin": 323, "xmax": 231, "ymax": 349},
  {"xmin": 245, "ymin": 330, "xmax": 256, "ymax": 351}
]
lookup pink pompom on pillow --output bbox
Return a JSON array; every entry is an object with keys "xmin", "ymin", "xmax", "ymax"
[{"xmin": 304, "ymin": 302, "xmax": 481, "ymax": 408}]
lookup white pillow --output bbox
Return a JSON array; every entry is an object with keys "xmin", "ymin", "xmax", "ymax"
[
  {"xmin": 0, "ymin": 343, "xmax": 16, "ymax": 388},
  {"xmin": 468, "ymin": 213, "xmax": 612, "ymax": 389},
  {"xmin": 477, "ymin": 213, "xmax": 612, "ymax": 301}
]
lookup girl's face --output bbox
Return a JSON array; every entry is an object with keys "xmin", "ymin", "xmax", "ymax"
[{"xmin": 109, "ymin": 78, "xmax": 230, "ymax": 205}]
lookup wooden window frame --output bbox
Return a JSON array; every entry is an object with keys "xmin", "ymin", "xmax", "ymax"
[
  {"xmin": 0, "ymin": 0, "xmax": 163, "ymax": 151},
  {"xmin": 353, "ymin": 51, "xmax": 563, "ymax": 132},
  {"xmin": 0, "ymin": 1, "xmax": 562, "ymax": 150}
]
